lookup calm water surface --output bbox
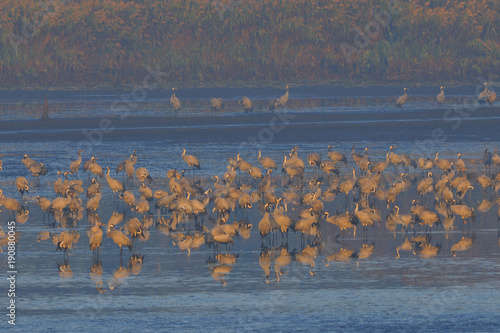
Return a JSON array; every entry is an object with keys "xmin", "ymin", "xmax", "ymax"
[{"xmin": 1, "ymin": 87, "xmax": 500, "ymax": 332}]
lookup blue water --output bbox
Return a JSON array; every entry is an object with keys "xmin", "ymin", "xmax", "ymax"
[{"xmin": 1, "ymin": 87, "xmax": 500, "ymax": 331}]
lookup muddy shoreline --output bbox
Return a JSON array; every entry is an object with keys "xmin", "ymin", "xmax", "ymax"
[{"xmin": 1, "ymin": 107, "xmax": 499, "ymax": 144}]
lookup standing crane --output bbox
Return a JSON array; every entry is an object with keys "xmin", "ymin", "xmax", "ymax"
[
  {"xmin": 182, "ymin": 148, "xmax": 200, "ymax": 178},
  {"xmin": 69, "ymin": 149, "xmax": 83, "ymax": 176},
  {"xmin": 238, "ymin": 96, "xmax": 252, "ymax": 113},
  {"xmin": 170, "ymin": 87, "xmax": 181, "ymax": 111},
  {"xmin": 437, "ymin": 86, "xmax": 445, "ymax": 105},
  {"xmin": 210, "ymin": 98, "xmax": 224, "ymax": 113},
  {"xmin": 276, "ymin": 85, "xmax": 289, "ymax": 108},
  {"xmin": 106, "ymin": 167, "xmax": 125, "ymax": 201},
  {"xmin": 395, "ymin": 88, "xmax": 408, "ymax": 108}
]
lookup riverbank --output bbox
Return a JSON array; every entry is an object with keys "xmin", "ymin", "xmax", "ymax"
[
  {"xmin": 0, "ymin": 80, "xmax": 487, "ymax": 92},
  {"xmin": 1, "ymin": 107, "xmax": 499, "ymax": 145}
]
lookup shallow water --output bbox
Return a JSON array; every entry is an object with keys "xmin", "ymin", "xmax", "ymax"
[
  {"xmin": 1, "ymin": 87, "xmax": 500, "ymax": 331},
  {"xmin": 0, "ymin": 85, "xmax": 489, "ymax": 120}
]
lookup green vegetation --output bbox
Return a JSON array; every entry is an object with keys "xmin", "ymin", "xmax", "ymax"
[{"xmin": 0, "ymin": 0, "xmax": 498, "ymax": 87}]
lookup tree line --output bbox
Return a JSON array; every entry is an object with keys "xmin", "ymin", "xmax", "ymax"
[{"xmin": 0, "ymin": 0, "xmax": 498, "ymax": 87}]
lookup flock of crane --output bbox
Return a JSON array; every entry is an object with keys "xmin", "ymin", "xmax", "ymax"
[
  {"xmin": 170, "ymin": 85, "xmax": 290, "ymax": 113},
  {"xmin": 168, "ymin": 83, "xmax": 496, "ymax": 113},
  {"xmin": 376, "ymin": 83, "xmax": 495, "ymax": 108},
  {"xmin": 1, "ymin": 140, "xmax": 500, "ymax": 286}
]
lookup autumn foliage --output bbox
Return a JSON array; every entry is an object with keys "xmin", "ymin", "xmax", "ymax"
[{"xmin": 0, "ymin": 0, "xmax": 498, "ymax": 87}]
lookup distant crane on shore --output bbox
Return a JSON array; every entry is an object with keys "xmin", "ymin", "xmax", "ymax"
[
  {"xmin": 239, "ymin": 96, "xmax": 252, "ymax": 113},
  {"xmin": 170, "ymin": 88, "xmax": 181, "ymax": 111},
  {"xmin": 269, "ymin": 85, "xmax": 289, "ymax": 110},
  {"xmin": 277, "ymin": 85, "xmax": 289, "ymax": 108},
  {"xmin": 478, "ymin": 83, "xmax": 496, "ymax": 105},
  {"xmin": 210, "ymin": 98, "xmax": 224, "ymax": 113},
  {"xmin": 395, "ymin": 88, "xmax": 408, "ymax": 108},
  {"xmin": 437, "ymin": 86, "xmax": 445, "ymax": 105}
]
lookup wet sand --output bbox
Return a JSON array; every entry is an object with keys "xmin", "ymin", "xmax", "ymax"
[{"xmin": 1, "ymin": 107, "xmax": 499, "ymax": 144}]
